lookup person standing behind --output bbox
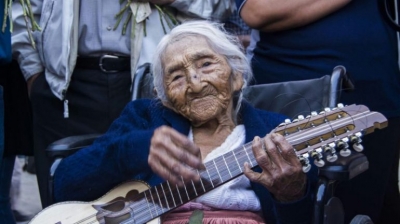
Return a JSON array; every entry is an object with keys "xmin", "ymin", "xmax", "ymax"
[
  {"xmin": 1, "ymin": 1, "xmax": 36, "ymax": 223},
  {"xmin": 0, "ymin": 0, "xmax": 14, "ymax": 222},
  {"xmin": 237, "ymin": 0, "xmax": 400, "ymax": 223},
  {"xmin": 12, "ymin": 0, "xmax": 236, "ymax": 209}
]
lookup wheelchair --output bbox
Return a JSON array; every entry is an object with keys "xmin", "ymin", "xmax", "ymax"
[{"xmin": 43, "ymin": 64, "xmax": 377, "ymax": 224}]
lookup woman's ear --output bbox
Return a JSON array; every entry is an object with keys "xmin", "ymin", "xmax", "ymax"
[{"xmin": 232, "ymin": 71, "xmax": 245, "ymax": 92}]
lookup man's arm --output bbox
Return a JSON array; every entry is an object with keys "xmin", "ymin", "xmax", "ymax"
[
  {"xmin": 11, "ymin": 0, "xmax": 43, "ymax": 82},
  {"xmin": 239, "ymin": 0, "xmax": 352, "ymax": 32},
  {"xmin": 169, "ymin": 0, "xmax": 236, "ymax": 22}
]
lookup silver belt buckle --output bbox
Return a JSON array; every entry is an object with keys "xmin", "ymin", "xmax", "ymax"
[{"xmin": 99, "ymin": 55, "xmax": 119, "ymax": 73}]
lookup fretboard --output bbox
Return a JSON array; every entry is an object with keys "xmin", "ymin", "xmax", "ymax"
[
  {"xmin": 122, "ymin": 141, "xmax": 256, "ymax": 223},
  {"xmin": 121, "ymin": 105, "xmax": 387, "ymax": 223}
]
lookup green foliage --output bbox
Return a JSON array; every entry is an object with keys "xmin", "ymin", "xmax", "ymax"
[
  {"xmin": 115, "ymin": 1, "xmax": 179, "ymax": 36},
  {"xmin": 2, "ymin": 0, "xmax": 41, "ymax": 49}
]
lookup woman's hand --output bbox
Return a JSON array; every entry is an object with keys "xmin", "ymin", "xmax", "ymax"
[
  {"xmin": 148, "ymin": 126, "xmax": 204, "ymax": 186},
  {"xmin": 244, "ymin": 133, "xmax": 307, "ymax": 202}
]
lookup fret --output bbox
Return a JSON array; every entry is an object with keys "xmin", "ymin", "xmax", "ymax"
[
  {"xmin": 128, "ymin": 195, "xmax": 154, "ymax": 223},
  {"xmin": 153, "ymin": 185, "xmax": 166, "ymax": 213},
  {"xmin": 233, "ymin": 151, "xmax": 242, "ymax": 172},
  {"xmin": 143, "ymin": 191, "xmax": 155, "ymax": 219},
  {"xmin": 205, "ymin": 168, "xmax": 215, "ymax": 188},
  {"xmin": 175, "ymin": 183, "xmax": 184, "ymax": 204},
  {"xmin": 222, "ymin": 154, "xmax": 233, "ymax": 178},
  {"xmin": 166, "ymin": 181, "xmax": 177, "ymax": 207},
  {"xmin": 214, "ymin": 156, "xmax": 232, "ymax": 184},
  {"xmin": 191, "ymin": 180, "xmax": 198, "ymax": 196},
  {"xmin": 148, "ymin": 188, "xmax": 159, "ymax": 216},
  {"xmin": 197, "ymin": 169, "xmax": 206, "ymax": 192},
  {"xmin": 213, "ymin": 159, "xmax": 223, "ymax": 182},
  {"xmin": 214, "ymin": 156, "xmax": 231, "ymax": 182},
  {"xmin": 224, "ymin": 151, "xmax": 242, "ymax": 177},
  {"xmin": 134, "ymin": 196, "xmax": 157, "ymax": 224},
  {"xmin": 198, "ymin": 171, "xmax": 215, "ymax": 193},
  {"xmin": 160, "ymin": 183, "xmax": 170, "ymax": 209},
  {"xmin": 243, "ymin": 145, "xmax": 254, "ymax": 167},
  {"xmin": 177, "ymin": 181, "xmax": 191, "ymax": 202},
  {"xmin": 181, "ymin": 176, "xmax": 191, "ymax": 201},
  {"xmin": 205, "ymin": 160, "xmax": 223, "ymax": 187}
]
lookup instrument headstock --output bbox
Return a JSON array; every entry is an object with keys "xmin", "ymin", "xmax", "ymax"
[{"xmin": 274, "ymin": 104, "xmax": 388, "ymax": 172}]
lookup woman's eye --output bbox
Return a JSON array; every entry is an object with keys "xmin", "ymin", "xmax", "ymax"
[
  {"xmin": 202, "ymin": 62, "xmax": 211, "ymax": 67},
  {"xmin": 172, "ymin": 75, "xmax": 182, "ymax": 81}
]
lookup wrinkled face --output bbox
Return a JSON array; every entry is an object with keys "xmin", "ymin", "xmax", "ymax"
[{"xmin": 162, "ymin": 36, "xmax": 243, "ymax": 126}]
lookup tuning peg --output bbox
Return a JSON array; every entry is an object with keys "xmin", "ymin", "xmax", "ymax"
[
  {"xmin": 353, "ymin": 144, "xmax": 364, "ymax": 152},
  {"xmin": 339, "ymin": 148, "xmax": 351, "ymax": 157},
  {"xmin": 310, "ymin": 149, "xmax": 325, "ymax": 167},
  {"xmin": 322, "ymin": 144, "xmax": 338, "ymax": 162},
  {"xmin": 299, "ymin": 155, "xmax": 311, "ymax": 173},
  {"xmin": 298, "ymin": 115, "xmax": 305, "ymax": 120},
  {"xmin": 337, "ymin": 103, "xmax": 344, "ymax": 108},
  {"xmin": 311, "ymin": 111, "xmax": 318, "ymax": 116},
  {"xmin": 279, "ymin": 118, "xmax": 292, "ymax": 127},
  {"xmin": 350, "ymin": 133, "xmax": 364, "ymax": 152},
  {"xmin": 324, "ymin": 107, "xmax": 331, "ymax": 112},
  {"xmin": 327, "ymin": 153, "xmax": 338, "ymax": 162},
  {"xmin": 337, "ymin": 138, "xmax": 351, "ymax": 157}
]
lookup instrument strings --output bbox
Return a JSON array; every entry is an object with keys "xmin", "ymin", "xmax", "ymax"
[{"xmin": 70, "ymin": 108, "xmax": 369, "ymax": 224}]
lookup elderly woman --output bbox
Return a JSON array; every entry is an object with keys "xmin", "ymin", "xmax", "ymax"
[{"xmin": 53, "ymin": 21, "xmax": 317, "ymax": 224}]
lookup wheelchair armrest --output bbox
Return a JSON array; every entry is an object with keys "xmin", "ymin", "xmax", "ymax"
[
  {"xmin": 319, "ymin": 151, "xmax": 369, "ymax": 181},
  {"xmin": 46, "ymin": 133, "xmax": 101, "ymax": 205},
  {"xmin": 46, "ymin": 133, "xmax": 101, "ymax": 159},
  {"xmin": 329, "ymin": 65, "xmax": 355, "ymax": 108}
]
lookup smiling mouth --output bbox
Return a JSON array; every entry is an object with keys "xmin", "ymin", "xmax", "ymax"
[
  {"xmin": 191, "ymin": 95, "xmax": 214, "ymax": 102},
  {"xmin": 188, "ymin": 95, "xmax": 216, "ymax": 108}
]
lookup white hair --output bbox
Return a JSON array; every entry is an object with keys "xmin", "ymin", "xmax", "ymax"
[{"xmin": 152, "ymin": 20, "xmax": 253, "ymax": 105}]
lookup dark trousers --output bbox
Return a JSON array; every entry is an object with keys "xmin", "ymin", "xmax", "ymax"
[
  {"xmin": 335, "ymin": 117, "xmax": 400, "ymax": 224},
  {"xmin": 0, "ymin": 61, "xmax": 33, "ymax": 156},
  {"xmin": 0, "ymin": 61, "xmax": 32, "ymax": 224},
  {"xmin": 30, "ymin": 68, "xmax": 131, "ymax": 208}
]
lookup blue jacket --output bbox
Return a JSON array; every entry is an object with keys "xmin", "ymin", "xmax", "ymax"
[
  {"xmin": 0, "ymin": 0, "xmax": 11, "ymax": 65},
  {"xmin": 54, "ymin": 99, "xmax": 317, "ymax": 224}
]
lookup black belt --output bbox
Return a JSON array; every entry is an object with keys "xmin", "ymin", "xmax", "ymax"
[{"xmin": 75, "ymin": 55, "xmax": 131, "ymax": 73}]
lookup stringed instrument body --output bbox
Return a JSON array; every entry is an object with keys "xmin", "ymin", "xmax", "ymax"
[
  {"xmin": 28, "ymin": 104, "xmax": 388, "ymax": 224},
  {"xmin": 29, "ymin": 181, "xmax": 160, "ymax": 224}
]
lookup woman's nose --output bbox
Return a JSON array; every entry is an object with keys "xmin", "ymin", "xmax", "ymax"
[{"xmin": 187, "ymin": 71, "xmax": 204, "ymax": 92}]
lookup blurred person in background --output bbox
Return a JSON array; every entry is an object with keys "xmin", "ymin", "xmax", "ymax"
[
  {"xmin": 237, "ymin": 0, "xmax": 400, "ymax": 223},
  {"xmin": 12, "ymin": 0, "xmax": 236, "ymax": 209}
]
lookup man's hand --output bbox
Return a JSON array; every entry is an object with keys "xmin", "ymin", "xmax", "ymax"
[
  {"xmin": 244, "ymin": 133, "xmax": 307, "ymax": 202},
  {"xmin": 27, "ymin": 73, "xmax": 41, "ymax": 97},
  {"xmin": 148, "ymin": 126, "xmax": 204, "ymax": 186}
]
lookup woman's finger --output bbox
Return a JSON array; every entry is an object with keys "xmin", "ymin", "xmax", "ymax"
[
  {"xmin": 251, "ymin": 136, "xmax": 274, "ymax": 175},
  {"xmin": 263, "ymin": 133, "xmax": 286, "ymax": 170},
  {"xmin": 158, "ymin": 126, "xmax": 204, "ymax": 169},
  {"xmin": 243, "ymin": 162, "xmax": 273, "ymax": 188},
  {"xmin": 270, "ymin": 133, "xmax": 300, "ymax": 166}
]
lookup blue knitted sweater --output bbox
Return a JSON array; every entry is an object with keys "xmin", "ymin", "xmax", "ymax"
[{"xmin": 54, "ymin": 99, "xmax": 317, "ymax": 224}]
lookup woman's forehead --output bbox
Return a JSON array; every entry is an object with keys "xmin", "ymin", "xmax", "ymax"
[
  {"xmin": 162, "ymin": 36, "xmax": 218, "ymax": 66},
  {"xmin": 166, "ymin": 35, "xmax": 210, "ymax": 52}
]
